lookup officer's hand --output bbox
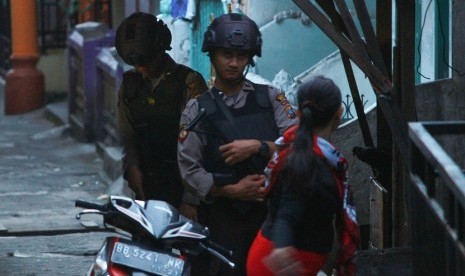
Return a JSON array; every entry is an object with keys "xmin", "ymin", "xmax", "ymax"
[
  {"xmin": 224, "ymin": 174, "xmax": 266, "ymax": 201},
  {"xmin": 179, "ymin": 203, "xmax": 198, "ymax": 221},
  {"xmin": 127, "ymin": 166, "xmax": 145, "ymax": 201},
  {"xmin": 219, "ymin": 139, "xmax": 261, "ymax": 165}
]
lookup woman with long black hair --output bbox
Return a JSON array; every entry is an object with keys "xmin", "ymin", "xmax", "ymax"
[{"xmin": 247, "ymin": 76, "xmax": 360, "ymax": 275}]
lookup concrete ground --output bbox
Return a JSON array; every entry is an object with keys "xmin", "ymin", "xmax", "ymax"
[{"xmin": 0, "ymin": 78, "xmax": 122, "ymax": 275}]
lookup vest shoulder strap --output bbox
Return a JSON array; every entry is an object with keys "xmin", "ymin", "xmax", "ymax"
[
  {"xmin": 252, "ymin": 83, "xmax": 272, "ymax": 108},
  {"xmin": 197, "ymin": 91, "xmax": 217, "ymax": 115}
]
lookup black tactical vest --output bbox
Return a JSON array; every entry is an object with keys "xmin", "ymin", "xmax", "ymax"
[
  {"xmin": 122, "ymin": 65, "xmax": 191, "ymax": 172},
  {"xmin": 198, "ymin": 84, "xmax": 280, "ymax": 185}
]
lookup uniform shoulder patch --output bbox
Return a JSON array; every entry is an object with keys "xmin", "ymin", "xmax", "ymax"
[
  {"xmin": 285, "ymin": 105, "xmax": 297, "ymax": 119},
  {"xmin": 275, "ymin": 92, "xmax": 297, "ymax": 119},
  {"xmin": 178, "ymin": 124, "xmax": 189, "ymax": 142},
  {"xmin": 275, "ymin": 93, "xmax": 287, "ymax": 104}
]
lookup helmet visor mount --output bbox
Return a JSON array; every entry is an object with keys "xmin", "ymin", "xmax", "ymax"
[{"xmin": 228, "ymin": 30, "xmax": 248, "ymax": 48}]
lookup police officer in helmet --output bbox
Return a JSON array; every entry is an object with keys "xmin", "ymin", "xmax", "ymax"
[
  {"xmin": 116, "ymin": 12, "xmax": 208, "ymax": 211},
  {"xmin": 178, "ymin": 13, "xmax": 298, "ymax": 276}
]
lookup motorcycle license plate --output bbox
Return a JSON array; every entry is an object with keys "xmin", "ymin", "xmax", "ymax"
[{"xmin": 111, "ymin": 241, "xmax": 184, "ymax": 276}]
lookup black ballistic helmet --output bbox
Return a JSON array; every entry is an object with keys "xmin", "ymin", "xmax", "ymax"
[
  {"xmin": 115, "ymin": 12, "xmax": 172, "ymax": 66},
  {"xmin": 202, "ymin": 13, "xmax": 262, "ymax": 57}
]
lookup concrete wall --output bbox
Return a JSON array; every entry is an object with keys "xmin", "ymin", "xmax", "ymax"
[
  {"xmin": 255, "ymin": 1, "xmax": 376, "ymax": 82},
  {"xmin": 257, "ymin": 17, "xmax": 336, "ymax": 80},
  {"xmin": 37, "ymin": 49, "xmax": 68, "ymax": 94},
  {"xmin": 246, "ymin": 0, "xmax": 298, "ymax": 27},
  {"xmin": 296, "ymin": 51, "xmax": 376, "ymax": 122},
  {"xmin": 415, "ymin": 79, "xmax": 465, "ymax": 168},
  {"xmin": 332, "ymin": 107, "xmax": 377, "ymax": 226}
]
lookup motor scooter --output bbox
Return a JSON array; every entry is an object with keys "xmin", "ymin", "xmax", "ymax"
[{"xmin": 75, "ymin": 195, "xmax": 234, "ymax": 276}]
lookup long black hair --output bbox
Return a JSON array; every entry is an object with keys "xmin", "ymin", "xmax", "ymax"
[{"xmin": 282, "ymin": 75, "xmax": 342, "ymax": 189}]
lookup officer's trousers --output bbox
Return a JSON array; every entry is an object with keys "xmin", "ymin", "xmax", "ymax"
[{"xmin": 191, "ymin": 199, "xmax": 266, "ymax": 276}]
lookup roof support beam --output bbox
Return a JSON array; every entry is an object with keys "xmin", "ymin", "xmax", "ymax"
[{"xmin": 292, "ymin": 0, "xmax": 409, "ymax": 155}]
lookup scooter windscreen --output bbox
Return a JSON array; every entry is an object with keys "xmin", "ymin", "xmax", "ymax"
[{"xmin": 110, "ymin": 196, "xmax": 207, "ymax": 241}]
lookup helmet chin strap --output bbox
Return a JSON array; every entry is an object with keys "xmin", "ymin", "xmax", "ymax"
[{"xmin": 243, "ymin": 64, "xmax": 251, "ymax": 78}]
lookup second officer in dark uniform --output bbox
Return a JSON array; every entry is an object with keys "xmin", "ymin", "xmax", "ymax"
[{"xmin": 116, "ymin": 12, "xmax": 208, "ymax": 209}]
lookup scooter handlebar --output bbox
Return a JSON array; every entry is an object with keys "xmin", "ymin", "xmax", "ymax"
[
  {"xmin": 200, "ymin": 241, "xmax": 235, "ymax": 269},
  {"xmin": 206, "ymin": 240, "xmax": 233, "ymax": 258},
  {"xmin": 75, "ymin": 199, "xmax": 106, "ymax": 211}
]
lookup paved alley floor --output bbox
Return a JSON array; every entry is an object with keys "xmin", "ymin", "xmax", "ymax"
[{"xmin": 0, "ymin": 79, "xmax": 114, "ymax": 275}]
